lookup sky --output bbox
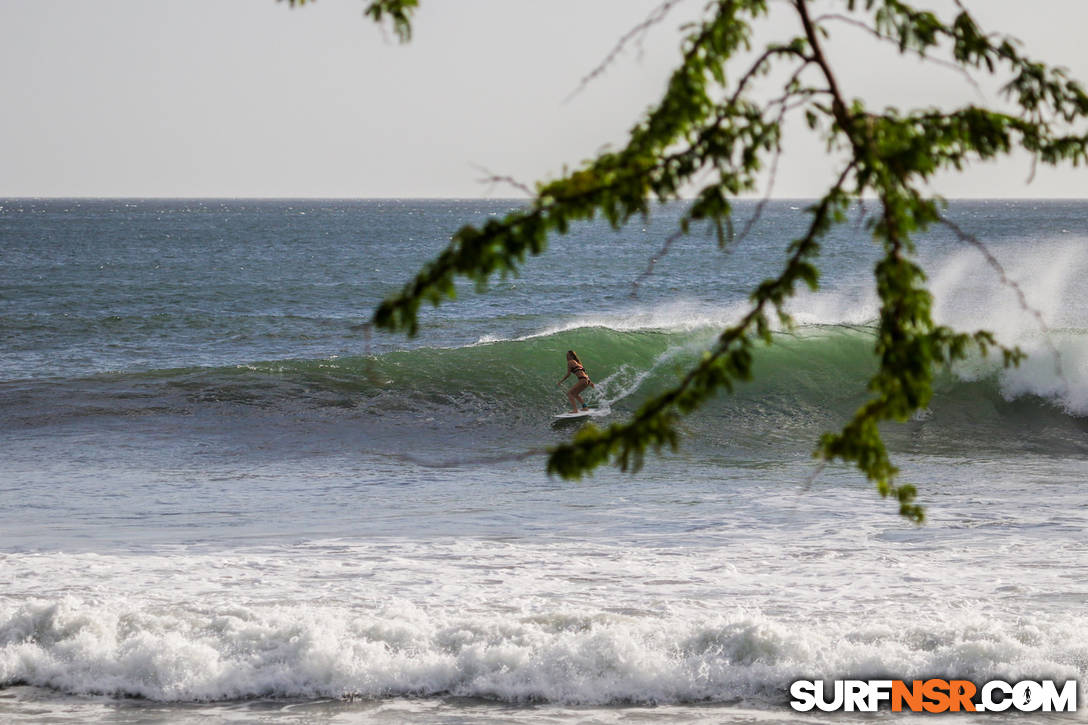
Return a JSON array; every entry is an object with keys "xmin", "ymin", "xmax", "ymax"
[{"xmin": 2, "ymin": 0, "xmax": 1087, "ymax": 198}]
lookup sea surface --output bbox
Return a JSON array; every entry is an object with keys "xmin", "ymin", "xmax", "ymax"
[{"xmin": 1, "ymin": 198, "xmax": 1086, "ymax": 723}]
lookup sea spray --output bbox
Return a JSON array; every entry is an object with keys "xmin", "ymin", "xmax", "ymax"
[{"xmin": 2, "ymin": 544, "xmax": 1085, "ymax": 705}]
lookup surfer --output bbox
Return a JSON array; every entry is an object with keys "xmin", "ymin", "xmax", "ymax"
[{"xmin": 557, "ymin": 349, "xmax": 595, "ymax": 413}]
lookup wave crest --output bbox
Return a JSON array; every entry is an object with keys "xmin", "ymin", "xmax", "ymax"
[
  {"xmin": 5, "ymin": 321, "xmax": 1088, "ymax": 457},
  {"xmin": 2, "ymin": 595, "xmax": 1082, "ymax": 705}
]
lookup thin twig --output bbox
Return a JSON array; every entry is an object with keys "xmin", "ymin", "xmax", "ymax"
[
  {"xmin": 800, "ymin": 460, "xmax": 827, "ymax": 491},
  {"xmin": 630, "ymin": 227, "xmax": 687, "ymax": 299},
  {"xmin": 728, "ymin": 44, "xmax": 813, "ymax": 107},
  {"xmin": 732, "ymin": 133, "xmax": 785, "ymax": 248},
  {"xmin": 631, "ymin": 43, "xmax": 817, "ymax": 297},
  {"xmin": 813, "ymin": 12, "xmax": 984, "ymax": 100},
  {"xmin": 566, "ymin": 0, "xmax": 690, "ymax": 102},
  {"xmin": 474, "ymin": 165, "xmax": 535, "ymax": 197},
  {"xmin": 939, "ymin": 215, "xmax": 1065, "ymax": 382},
  {"xmin": 733, "ymin": 66, "xmax": 815, "ymax": 247},
  {"xmin": 854, "ymin": 197, "xmax": 870, "ymax": 230},
  {"xmin": 732, "ymin": 156, "xmax": 781, "ymax": 248}
]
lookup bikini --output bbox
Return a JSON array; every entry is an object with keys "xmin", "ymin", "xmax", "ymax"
[{"xmin": 570, "ymin": 361, "xmax": 589, "ymax": 382}]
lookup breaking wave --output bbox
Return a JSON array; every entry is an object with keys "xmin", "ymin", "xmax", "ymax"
[{"xmin": 1, "ymin": 544, "xmax": 1084, "ymax": 705}]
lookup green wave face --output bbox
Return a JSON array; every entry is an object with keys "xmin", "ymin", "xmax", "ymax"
[
  {"xmin": 9, "ymin": 323, "xmax": 1088, "ymax": 459},
  {"xmin": 298, "ymin": 323, "xmax": 1088, "ymax": 457}
]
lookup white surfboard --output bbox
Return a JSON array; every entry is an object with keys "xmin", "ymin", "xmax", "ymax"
[{"xmin": 554, "ymin": 407, "xmax": 611, "ymax": 420}]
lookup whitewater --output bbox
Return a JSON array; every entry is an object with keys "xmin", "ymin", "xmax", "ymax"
[{"xmin": 1, "ymin": 199, "xmax": 1086, "ymax": 723}]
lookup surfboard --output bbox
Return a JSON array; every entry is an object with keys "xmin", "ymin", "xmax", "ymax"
[{"xmin": 554, "ymin": 407, "xmax": 611, "ymax": 420}]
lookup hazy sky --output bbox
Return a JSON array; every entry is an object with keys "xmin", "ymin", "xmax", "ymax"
[{"xmin": 2, "ymin": 0, "xmax": 1087, "ymax": 198}]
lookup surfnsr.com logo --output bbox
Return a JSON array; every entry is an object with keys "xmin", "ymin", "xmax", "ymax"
[{"xmin": 790, "ymin": 679, "xmax": 1078, "ymax": 713}]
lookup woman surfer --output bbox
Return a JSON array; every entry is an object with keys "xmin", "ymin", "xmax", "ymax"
[{"xmin": 557, "ymin": 349, "xmax": 595, "ymax": 413}]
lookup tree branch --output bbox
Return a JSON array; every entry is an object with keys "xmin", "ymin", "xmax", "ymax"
[
  {"xmin": 813, "ymin": 11, "xmax": 983, "ymax": 98},
  {"xmin": 567, "ymin": 0, "xmax": 692, "ymax": 102}
]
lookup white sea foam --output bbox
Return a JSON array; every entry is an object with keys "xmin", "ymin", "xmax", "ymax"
[
  {"xmin": 471, "ymin": 300, "xmax": 752, "ymax": 346},
  {"xmin": 922, "ymin": 237, "xmax": 1088, "ymax": 414},
  {"xmin": 595, "ymin": 344, "xmax": 700, "ymax": 408},
  {"xmin": 625, "ymin": 237, "xmax": 1088, "ymax": 416},
  {"xmin": 2, "ymin": 537, "xmax": 1085, "ymax": 706},
  {"xmin": 537, "ymin": 300, "xmax": 752, "ymax": 336},
  {"xmin": 7, "ymin": 595, "xmax": 1080, "ymax": 705}
]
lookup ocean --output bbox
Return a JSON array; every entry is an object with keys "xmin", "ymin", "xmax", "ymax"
[{"xmin": 1, "ymin": 198, "xmax": 1086, "ymax": 723}]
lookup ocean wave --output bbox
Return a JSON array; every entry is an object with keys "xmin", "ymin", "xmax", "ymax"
[
  {"xmin": 2, "ymin": 594, "xmax": 1083, "ymax": 705},
  {"xmin": 4, "ymin": 322, "xmax": 1088, "ymax": 457}
]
